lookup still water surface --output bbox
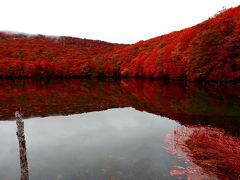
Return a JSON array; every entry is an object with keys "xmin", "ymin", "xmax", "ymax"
[{"xmin": 0, "ymin": 79, "xmax": 239, "ymax": 179}]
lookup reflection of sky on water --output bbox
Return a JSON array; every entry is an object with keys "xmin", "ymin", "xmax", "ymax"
[{"xmin": 0, "ymin": 107, "xmax": 205, "ymax": 179}]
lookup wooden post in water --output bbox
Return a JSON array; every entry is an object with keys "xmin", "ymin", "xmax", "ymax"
[{"xmin": 15, "ymin": 109, "xmax": 29, "ymax": 180}]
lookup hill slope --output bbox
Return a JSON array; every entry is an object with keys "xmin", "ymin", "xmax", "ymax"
[{"xmin": 0, "ymin": 6, "xmax": 239, "ymax": 81}]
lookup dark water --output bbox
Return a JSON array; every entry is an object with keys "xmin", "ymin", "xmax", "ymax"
[{"xmin": 0, "ymin": 79, "xmax": 240, "ymax": 179}]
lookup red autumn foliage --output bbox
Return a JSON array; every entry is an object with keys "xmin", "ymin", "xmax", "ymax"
[
  {"xmin": 171, "ymin": 126, "xmax": 240, "ymax": 179},
  {"xmin": 0, "ymin": 6, "xmax": 239, "ymax": 81},
  {"xmin": 0, "ymin": 79, "xmax": 240, "ymax": 136}
]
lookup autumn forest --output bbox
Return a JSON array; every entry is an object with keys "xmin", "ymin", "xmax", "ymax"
[{"xmin": 0, "ymin": 6, "xmax": 239, "ymax": 81}]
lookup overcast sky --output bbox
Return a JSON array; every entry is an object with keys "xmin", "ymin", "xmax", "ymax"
[{"xmin": 0, "ymin": 0, "xmax": 239, "ymax": 43}]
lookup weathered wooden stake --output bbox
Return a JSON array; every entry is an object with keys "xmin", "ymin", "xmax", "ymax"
[{"xmin": 15, "ymin": 110, "xmax": 29, "ymax": 180}]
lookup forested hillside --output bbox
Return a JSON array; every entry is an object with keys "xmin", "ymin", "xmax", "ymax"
[{"xmin": 0, "ymin": 6, "xmax": 239, "ymax": 81}]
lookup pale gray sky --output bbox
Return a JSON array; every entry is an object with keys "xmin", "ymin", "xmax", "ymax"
[{"xmin": 0, "ymin": 0, "xmax": 239, "ymax": 43}]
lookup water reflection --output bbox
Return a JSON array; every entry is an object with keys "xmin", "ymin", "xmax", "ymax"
[
  {"xmin": 0, "ymin": 79, "xmax": 240, "ymax": 179},
  {"xmin": 15, "ymin": 109, "xmax": 29, "ymax": 180},
  {"xmin": 0, "ymin": 107, "xmax": 238, "ymax": 179},
  {"xmin": 0, "ymin": 79, "xmax": 240, "ymax": 134},
  {"xmin": 0, "ymin": 108, "xmax": 211, "ymax": 179}
]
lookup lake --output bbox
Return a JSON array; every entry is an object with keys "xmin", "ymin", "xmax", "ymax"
[{"xmin": 0, "ymin": 79, "xmax": 239, "ymax": 179}]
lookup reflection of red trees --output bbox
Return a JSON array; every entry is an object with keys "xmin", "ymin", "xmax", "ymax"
[
  {"xmin": 0, "ymin": 79, "xmax": 240, "ymax": 135},
  {"xmin": 0, "ymin": 6, "xmax": 239, "ymax": 81},
  {"xmin": 170, "ymin": 126, "xmax": 240, "ymax": 179}
]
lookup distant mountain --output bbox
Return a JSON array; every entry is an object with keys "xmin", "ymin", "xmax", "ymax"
[{"xmin": 0, "ymin": 5, "xmax": 239, "ymax": 81}]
